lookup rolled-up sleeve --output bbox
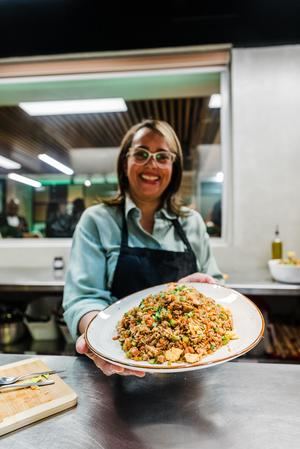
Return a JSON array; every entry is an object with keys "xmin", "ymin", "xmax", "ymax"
[{"xmin": 63, "ymin": 212, "xmax": 114, "ymax": 340}]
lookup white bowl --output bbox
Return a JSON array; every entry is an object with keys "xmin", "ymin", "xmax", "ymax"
[{"xmin": 268, "ymin": 259, "xmax": 300, "ymax": 284}]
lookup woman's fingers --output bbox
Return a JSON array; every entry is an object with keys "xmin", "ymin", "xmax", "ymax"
[
  {"xmin": 178, "ymin": 272, "xmax": 216, "ymax": 284},
  {"xmin": 89, "ymin": 352, "xmax": 145, "ymax": 377},
  {"xmin": 75, "ymin": 333, "xmax": 89, "ymax": 354},
  {"xmin": 76, "ymin": 334, "xmax": 145, "ymax": 377}
]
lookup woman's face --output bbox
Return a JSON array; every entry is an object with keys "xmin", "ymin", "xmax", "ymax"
[{"xmin": 126, "ymin": 127, "xmax": 173, "ymax": 204}]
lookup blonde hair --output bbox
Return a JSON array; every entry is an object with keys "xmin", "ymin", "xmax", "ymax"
[{"xmin": 104, "ymin": 119, "xmax": 185, "ymax": 216}]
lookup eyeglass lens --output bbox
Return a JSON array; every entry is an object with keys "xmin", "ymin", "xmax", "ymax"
[{"xmin": 130, "ymin": 149, "xmax": 174, "ymax": 166}]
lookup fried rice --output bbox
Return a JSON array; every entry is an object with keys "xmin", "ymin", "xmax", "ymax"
[{"xmin": 113, "ymin": 283, "xmax": 235, "ymax": 364}]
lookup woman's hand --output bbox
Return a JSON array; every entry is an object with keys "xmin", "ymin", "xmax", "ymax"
[
  {"xmin": 177, "ymin": 272, "xmax": 216, "ymax": 284},
  {"xmin": 76, "ymin": 334, "xmax": 145, "ymax": 377}
]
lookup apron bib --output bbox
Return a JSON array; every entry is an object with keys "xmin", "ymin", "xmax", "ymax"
[{"xmin": 111, "ymin": 208, "xmax": 197, "ymax": 299}]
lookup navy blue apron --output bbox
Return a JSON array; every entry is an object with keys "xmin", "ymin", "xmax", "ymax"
[{"xmin": 110, "ymin": 207, "xmax": 198, "ymax": 299}]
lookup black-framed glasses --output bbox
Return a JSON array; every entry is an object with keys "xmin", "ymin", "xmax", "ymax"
[{"xmin": 127, "ymin": 148, "xmax": 176, "ymax": 168}]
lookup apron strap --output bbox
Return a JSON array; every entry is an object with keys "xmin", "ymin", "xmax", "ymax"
[
  {"xmin": 170, "ymin": 218, "xmax": 194, "ymax": 253},
  {"xmin": 170, "ymin": 218, "xmax": 198, "ymax": 271},
  {"xmin": 120, "ymin": 205, "xmax": 129, "ymax": 247}
]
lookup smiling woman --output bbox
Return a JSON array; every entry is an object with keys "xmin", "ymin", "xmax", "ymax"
[{"xmin": 63, "ymin": 118, "xmax": 224, "ymax": 377}]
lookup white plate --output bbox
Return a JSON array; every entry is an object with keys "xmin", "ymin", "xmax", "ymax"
[{"xmin": 86, "ymin": 283, "xmax": 264, "ymax": 373}]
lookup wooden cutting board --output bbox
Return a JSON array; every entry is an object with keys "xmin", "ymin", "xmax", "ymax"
[{"xmin": 0, "ymin": 357, "xmax": 77, "ymax": 436}]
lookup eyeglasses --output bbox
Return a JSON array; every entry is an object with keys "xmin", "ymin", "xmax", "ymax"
[{"xmin": 127, "ymin": 148, "xmax": 176, "ymax": 168}]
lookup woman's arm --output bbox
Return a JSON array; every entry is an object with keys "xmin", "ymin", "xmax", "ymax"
[
  {"xmin": 63, "ymin": 223, "xmax": 113, "ymax": 340},
  {"xmin": 63, "ymin": 208, "xmax": 144, "ymax": 377}
]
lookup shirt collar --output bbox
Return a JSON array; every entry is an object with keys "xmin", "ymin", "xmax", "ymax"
[
  {"xmin": 124, "ymin": 195, "xmax": 138, "ymax": 218},
  {"xmin": 124, "ymin": 194, "xmax": 177, "ymax": 220}
]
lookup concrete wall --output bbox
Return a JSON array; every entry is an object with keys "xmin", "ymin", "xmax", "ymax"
[
  {"xmin": 214, "ymin": 44, "xmax": 300, "ymax": 273},
  {"xmin": 1, "ymin": 44, "xmax": 300, "ymax": 275}
]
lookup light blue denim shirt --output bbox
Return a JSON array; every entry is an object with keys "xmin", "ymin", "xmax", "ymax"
[{"xmin": 63, "ymin": 196, "xmax": 223, "ymax": 340}]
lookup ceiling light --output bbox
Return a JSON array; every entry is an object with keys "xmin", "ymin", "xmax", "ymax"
[
  {"xmin": 209, "ymin": 94, "xmax": 221, "ymax": 109},
  {"xmin": 8, "ymin": 173, "xmax": 41, "ymax": 188},
  {"xmin": 19, "ymin": 98, "xmax": 127, "ymax": 116},
  {"xmin": 0, "ymin": 155, "xmax": 22, "ymax": 170},
  {"xmin": 38, "ymin": 154, "xmax": 74, "ymax": 175}
]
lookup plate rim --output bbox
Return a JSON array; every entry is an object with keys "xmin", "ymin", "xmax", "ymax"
[{"xmin": 85, "ymin": 283, "xmax": 265, "ymax": 371}]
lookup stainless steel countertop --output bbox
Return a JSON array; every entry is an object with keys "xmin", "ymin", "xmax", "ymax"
[
  {"xmin": 226, "ymin": 269, "xmax": 300, "ymax": 296},
  {"xmin": 0, "ymin": 268, "xmax": 64, "ymax": 292},
  {"xmin": 1, "ymin": 354, "xmax": 300, "ymax": 449},
  {"xmin": 0, "ymin": 267, "xmax": 300, "ymax": 296}
]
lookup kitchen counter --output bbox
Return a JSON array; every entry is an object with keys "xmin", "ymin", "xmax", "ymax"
[
  {"xmin": 0, "ymin": 268, "xmax": 64, "ymax": 292},
  {"xmin": 1, "ymin": 353, "xmax": 300, "ymax": 449},
  {"xmin": 0, "ymin": 267, "xmax": 300, "ymax": 296},
  {"xmin": 227, "ymin": 268, "xmax": 300, "ymax": 296}
]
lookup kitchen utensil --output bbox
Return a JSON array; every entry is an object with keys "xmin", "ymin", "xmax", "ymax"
[
  {"xmin": 0, "ymin": 358, "xmax": 77, "ymax": 436},
  {"xmin": 0, "ymin": 369, "xmax": 64, "ymax": 385},
  {"xmin": 0, "ymin": 321, "xmax": 27, "ymax": 345},
  {"xmin": 0, "ymin": 306, "xmax": 27, "ymax": 344},
  {"xmin": 0, "ymin": 380, "xmax": 55, "ymax": 391}
]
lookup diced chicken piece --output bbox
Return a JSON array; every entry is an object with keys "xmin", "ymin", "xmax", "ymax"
[
  {"xmin": 184, "ymin": 353, "xmax": 201, "ymax": 364},
  {"xmin": 157, "ymin": 355, "xmax": 166, "ymax": 364},
  {"xmin": 191, "ymin": 296, "xmax": 202, "ymax": 306},
  {"xmin": 128, "ymin": 347, "xmax": 140, "ymax": 357},
  {"xmin": 145, "ymin": 345, "xmax": 159, "ymax": 357},
  {"xmin": 165, "ymin": 347, "xmax": 183, "ymax": 362}
]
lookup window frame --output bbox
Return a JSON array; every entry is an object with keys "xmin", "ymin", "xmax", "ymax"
[{"xmin": 0, "ymin": 46, "xmax": 232, "ymax": 248}]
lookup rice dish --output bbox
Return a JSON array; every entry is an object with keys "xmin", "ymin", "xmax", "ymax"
[{"xmin": 113, "ymin": 283, "xmax": 235, "ymax": 364}]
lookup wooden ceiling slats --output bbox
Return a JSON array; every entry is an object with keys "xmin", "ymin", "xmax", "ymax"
[
  {"xmin": 133, "ymin": 101, "xmax": 146, "ymax": 124},
  {"xmin": 177, "ymin": 98, "xmax": 183, "ymax": 143},
  {"xmin": 92, "ymin": 114, "xmax": 113, "ymax": 143},
  {"xmin": 153, "ymin": 100, "xmax": 161, "ymax": 122},
  {"xmin": 213, "ymin": 128, "xmax": 220, "ymax": 145},
  {"xmin": 184, "ymin": 98, "xmax": 191, "ymax": 143},
  {"xmin": 0, "ymin": 97, "xmax": 220, "ymax": 173},
  {"xmin": 101, "ymin": 113, "xmax": 123, "ymax": 146},
  {"xmin": 161, "ymin": 100, "xmax": 168, "ymax": 123},
  {"xmin": 169, "ymin": 98, "xmax": 175, "ymax": 128},
  {"xmin": 59, "ymin": 115, "xmax": 98, "ymax": 148},
  {"xmin": 126, "ymin": 103, "xmax": 139, "ymax": 126},
  {"xmin": 34, "ymin": 117, "xmax": 75, "ymax": 154},
  {"xmin": 191, "ymin": 99, "xmax": 206, "ymax": 149},
  {"xmin": 0, "ymin": 109, "xmax": 59, "ymax": 158},
  {"xmin": 188, "ymin": 99, "xmax": 201, "ymax": 150},
  {"xmin": 77, "ymin": 114, "xmax": 108, "ymax": 144},
  {"xmin": 202, "ymin": 109, "xmax": 220, "ymax": 144},
  {"xmin": 115, "ymin": 112, "xmax": 131, "ymax": 137},
  {"xmin": 144, "ymin": 100, "xmax": 153, "ymax": 120}
]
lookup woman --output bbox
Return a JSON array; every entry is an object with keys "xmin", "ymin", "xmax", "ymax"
[{"xmin": 63, "ymin": 119, "xmax": 223, "ymax": 376}]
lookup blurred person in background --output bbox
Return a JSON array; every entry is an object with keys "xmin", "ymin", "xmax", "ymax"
[
  {"xmin": 45, "ymin": 200, "xmax": 72, "ymax": 238},
  {"xmin": 70, "ymin": 198, "xmax": 86, "ymax": 235},
  {"xmin": 0, "ymin": 198, "xmax": 28, "ymax": 238}
]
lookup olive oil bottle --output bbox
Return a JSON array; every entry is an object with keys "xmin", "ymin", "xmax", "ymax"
[{"xmin": 272, "ymin": 226, "xmax": 282, "ymax": 259}]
